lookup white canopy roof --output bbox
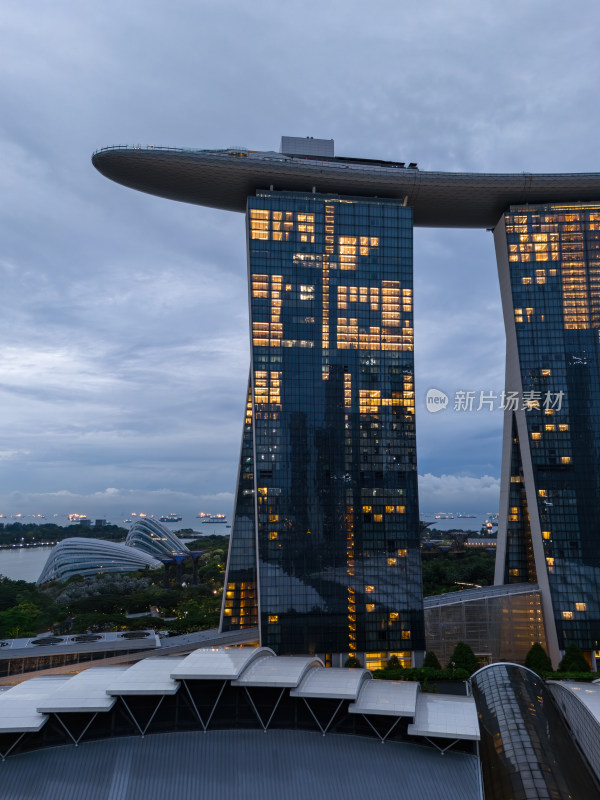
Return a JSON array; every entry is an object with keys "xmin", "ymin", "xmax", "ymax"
[
  {"xmin": 0, "ymin": 677, "xmax": 69, "ymax": 733},
  {"xmin": 408, "ymin": 694, "xmax": 480, "ymax": 741},
  {"xmin": 37, "ymin": 667, "xmax": 129, "ymax": 713},
  {"xmin": 232, "ymin": 655, "xmax": 323, "ymax": 688},
  {"xmin": 290, "ymin": 667, "xmax": 371, "ymax": 700},
  {"xmin": 171, "ymin": 646, "xmax": 273, "ymax": 681},
  {"xmin": 554, "ymin": 680, "xmax": 600, "ymax": 724},
  {"xmin": 349, "ymin": 679, "xmax": 419, "ymax": 718},
  {"xmin": 106, "ymin": 657, "xmax": 185, "ymax": 696}
]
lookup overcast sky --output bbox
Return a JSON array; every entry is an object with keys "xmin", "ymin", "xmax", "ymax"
[{"xmin": 2, "ymin": 1, "xmax": 599, "ymax": 521}]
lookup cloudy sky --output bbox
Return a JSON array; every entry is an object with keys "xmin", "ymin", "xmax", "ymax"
[{"xmin": 2, "ymin": 1, "xmax": 599, "ymax": 521}]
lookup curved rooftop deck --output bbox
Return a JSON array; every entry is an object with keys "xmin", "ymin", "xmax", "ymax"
[{"xmin": 92, "ymin": 145, "xmax": 600, "ymax": 228}]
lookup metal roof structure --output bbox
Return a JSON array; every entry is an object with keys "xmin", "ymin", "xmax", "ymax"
[
  {"xmin": 0, "ymin": 677, "xmax": 69, "ymax": 736},
  {"xmin": 0, "ymin": 729, "xmax": 483, "ymax": 800},
  {"xmin": 423, "ymin": 581, "xmax": 541, "ymax": 608},
  {"xmin": 92, "ymin": 144, "xmax": 600, "ymax": 228},
  {"xmin": 0, "ymin": 646, "xmax": 480, "ymax": 760},
  {"xmin": 408, "ymin": 694, "xmax": 480, "ymax": 742},
  {"xmin": 231, "ymin": 654, "xmax": 322, "ymax": 687},
  {"xmin": 0, "ymin": 630, "xmax": 161, "ymax": 662},
  {"xmin": 170, "ymin": 645, "xmax": 273, "ymax": 681},
  {"xmin": 349, "ymin": 679, "xmax": 419, "ymax": 717},
  {"xmin": 290, "ymin": 665, "xmax": 371, "ymax": 700},
  {"xmin": 36, "ymin": 668, "xmax": 128, "ymax": 714},
  {"xmin": 106, "ymin": 657, "xmax": 185, "ymax": 696}
]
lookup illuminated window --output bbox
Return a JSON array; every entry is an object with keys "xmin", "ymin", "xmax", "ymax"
[
  {"xmin": 541, "ymin": 368, "xmax": 551, "ymax": 376},
  {"xmin": 576, "ymin": 602, "xmax": 587, "ymax": 612},
  {"xmin": 373, "ymin": 514, "xmax": 383, "ymax": 522},
  {"xmin": 545, "ymin": 424, "xmax": 555, "ymax": 431},
  {"xmin": 561, "ymin": 456, "xmax": 571, "ymax": 464},
  {"xmin": 389, "ymin": 612, "xmax": 399, "ymax": 621},
  {"xmin": 387, "ymin": 557, "xmax": 397, "ymax": 566},
  {"xmin": 562, "ymin": 611, "xmax": 573, "ymax": 620},
  {"xmin": 268, "ymin": 615, "xmax": 279, "ymax": 624},
  {"xmin": 538, "ymin": 489, "xmax": 547, "ymax": 497},
  {"xmin": 365, "ymin": 585, "xmax": 375, "ymax": 593},
  {"xmin": 559, "ymin": 424, "xmax": 569, "ymax": 431},
  {"xmin": 401, "ymin": 630, "xmax": 411, "ymax": 640},
  {"xmin": 366, "ymin": 603, "xmax": 375, "ymax": 612},
  {"xmin": 268, "ymin": 531, "xmax": 278, "ymax": 540},
  {"xmin": 397, "ymin": 548, "xmax": 407, "ymax": 557},
  {"xmin": 542, "ymin": 531, "xmax": 551, "ymax": 540},
  {"xmin": 531, "ymin": 432, "xmax": 542, "ymax": 440}
]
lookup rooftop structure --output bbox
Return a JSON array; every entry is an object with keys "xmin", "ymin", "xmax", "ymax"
[
  {"xmin": 36, "ymin": 538, "xmax": 162, "ymax": 585},
  {"xmin": 126, "ymin": 517, "xmax": 190, "ymax": 558},
  {"xmin": 0, "ymin": 646, "xmax": 480, "ymax": 770},
  {"xmin": 92, "ymin": 142, "xmax": 600, "ymax": 227}
]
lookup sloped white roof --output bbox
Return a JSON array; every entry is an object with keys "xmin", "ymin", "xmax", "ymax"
[
  {"xmin": 37, "ymin": 667, "xmax": 129, "ymax": 713},
  {"xmin": 232, "ymin": 655, "xmax": 323, "ymax": 687},
  {"xmin": 106, "ymin": 657, "xmax": 185, "ymax": 696},
  {"xmin": 0, "ymin": 677, "xmax": 70, "ymax": 733},
  {"xmin": 171, "ymin": 646, "xmax": 274, "ymax": 681},
  {"xmin": 554, "ymin": 680, "xmax": 600, "ymax": 724},
  {"xmin": 408, "ymin": 694, "xmax": 480, "ymax": 741},
  {"xmin": 290, "ymin": 667, "xmax": 371, "ymax": 700},
  {"xmin": 349, "ymin": 679, "xmax": 419, "ymax": 717}
]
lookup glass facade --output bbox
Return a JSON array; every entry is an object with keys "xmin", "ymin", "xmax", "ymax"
[
  {"xmin": 471, "ymin": 664, "xmax": 598, "ymax": 799},
  {"xmin": 424, "ymin": 584, "xmax": 546, "ymax": 666},
  {"xmin": 497, "ymin": 203, "xmax": 600, "ymax": 657},
  {"xmin": 222, "ymin": 191, "xmax": 424, "ymax": 660}
]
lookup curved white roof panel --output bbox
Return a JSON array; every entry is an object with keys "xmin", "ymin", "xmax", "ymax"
[
  {"xmin": 37, "ymin": 667, "xmax": 128, "ymax": 714},
  {"xmin": 171, "ymin": 646, "xmax": 274, "ymax": 681},
  {"xmin": 290, "ymin": 667, "xmax": 371, "ymax": 700},
  {"xmin": 349, "ymin": 679, "xmax": 419, "ymax": 718},
  {"xmin": 408, "ymin": 694, "xmax": 480, "ymax": 741},
  {"xmin": 37, "ymin": 537, "xmax": 162, "ymax": 584},
  {"xmin": 106, "ymin": 657, "xmax": 185, "ymax": 696},
  {"xmin": 232, "ymin": 655, "xmax": 323, "ymax": 687},
  {"xmin": 552, "ymin": 680, "xmax": 600, "ymax": 724},
  {"xmin": 126, "ymin": 518, "xmax": 190, "ymax": 558},
  {"xmin": 0, "ymin": 677, "xmax": 70, "ymax": 733}
]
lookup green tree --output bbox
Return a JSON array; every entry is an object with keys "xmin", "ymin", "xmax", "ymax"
[
  {"xmin": 525, "ymin": 642, "xmax": 552, "ymax": 674},
  {"xmin": 447, "ymin": 641, "xmax": 478, "ymax": 675},
  {"xmin": 386, "ymin": 655, "xmax": 402, "ymax": 670},
  {"xmin": 423, "ymin": 650, "xmax": 442, "ymax": 670},
  {"xmin": 558, "ymin": 644, "xmax": 590, "ymax": 673},
  {"xmin": 344, "ymin": 655, "xmax": 361, "ymax": 668}
]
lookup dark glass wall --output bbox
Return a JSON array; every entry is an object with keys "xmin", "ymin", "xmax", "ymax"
[
  {"xmin": 223, "ymin": 191, "xmax": 424, "ymax": 659},
  {"xmin": 471, "ymin": 664, "xmax": 598, "ymax": 800},
  {"xmin": 221, "ymin": 377, "xmax": 258, "ymax": 631},
  {"xmin": 501, "ymin": 203, "xmax": 600, "ymax": 652}
]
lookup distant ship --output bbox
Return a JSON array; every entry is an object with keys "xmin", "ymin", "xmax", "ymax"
[
  {"xmin": 197, "ymin": 513, "xmax": 228, "ymax": 523},
  {"xmin": 159, "ymin": 513, "xmax": 183, "ymax": 523},
  {"xmin": 434, "ymin": 512, "xmax": 454, "ymax": 520},
  {"xmin": 456, "ymin": 513, "xmax": 477, "ymax": 518}
]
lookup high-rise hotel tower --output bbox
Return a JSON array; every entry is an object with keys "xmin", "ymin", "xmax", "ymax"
[
  {"xmin": 495, "ymin": 203, "xmax": 600, "ymax": 666},
  {"xmin": 93, "ymin": 137, "xmax": 600, "ymax": 666}
]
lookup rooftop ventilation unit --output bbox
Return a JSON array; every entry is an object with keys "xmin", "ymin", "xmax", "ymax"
[{"xmin": 280, "ymin": 136, "xmax": 334, "ymax": 158}]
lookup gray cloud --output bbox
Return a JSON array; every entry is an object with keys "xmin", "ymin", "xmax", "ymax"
[{"xmin": 2, "ymin": 0, "xmax": 600, "ymax": 517}]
